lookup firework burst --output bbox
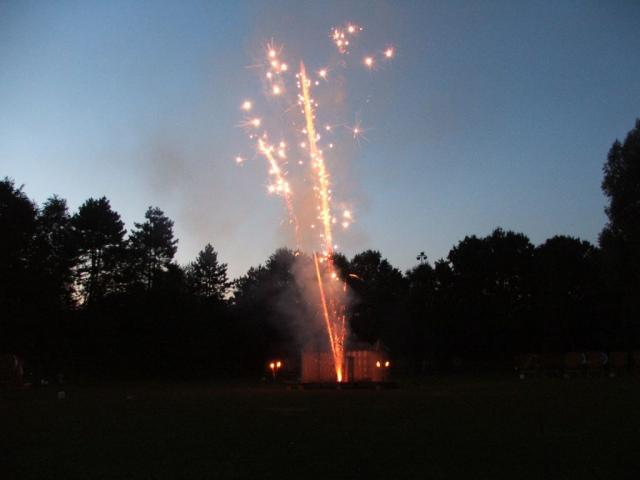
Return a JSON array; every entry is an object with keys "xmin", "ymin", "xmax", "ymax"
[{"xmin": 235, "ymin": 23, "xmax": 394, "ymax": 382}]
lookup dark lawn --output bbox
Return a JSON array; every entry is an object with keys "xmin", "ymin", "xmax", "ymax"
[{"xmin": 2, "ymin": 375, "xmax": 639, "ymax": 479}]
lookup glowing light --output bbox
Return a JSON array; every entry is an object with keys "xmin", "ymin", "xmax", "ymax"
[
  {"xmin": 251, "ymin": 118, "xmax": 261, "ymax": 127},
  {"xmin": 384, "ymin": 47, "xmax": 394, "ymax": 58},
  {"xmin": 272, "ymin": 85, "xmax": 281, "ymax": 95},
  {"xmin": 376, "ymin": 361, "xmax": 381, "ymax": 368},
  {"xmin": 384, "ymin": 361, "xmax": 390, "ymax": 367},
  {"xmin": 319, "ymin": 69, "xmax": 327, "ymax": 79},
  {"xmin": 235, "ymin": 156, "xmax": 244, "ymax": 164},
  {"xmin": 364, "ymin": 56, "xmax": 374, "ymax": 68},
  {"xmin": 269, "ymin": 49, "xmax": 276, "ymax": 58},
  {"xmin": 276, "ymin": 361, "xmax": 282, "ymax": 368},
  {"xmin": 280, "ymin": 63, "xmax": 288, "ymax": 72},
  {"xmin": 241, "ymin": 100, "xmax": 252, "ymax": 111}
]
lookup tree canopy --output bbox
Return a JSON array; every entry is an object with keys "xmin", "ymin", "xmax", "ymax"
[
  {"xmin": 2, "ymin": 119, "xmax": 640, "ymax": 377},
  {"xmin": 72, "ymin": 197, "xmax": 126, "ymax": 304},
  {"xmin": 128, "ymin": 206, "xmax": 178, "ymax": 290},
  {"xmin": 187, "ymin": 243, "xmax": 229, "ymax": 301}
]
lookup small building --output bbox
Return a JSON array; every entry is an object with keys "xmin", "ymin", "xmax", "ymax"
[
  {"xmin": 301, "ymin": 339, "xmax": 390, "ymax": 384},
  {"xmin": 301, "ymin": 350, "xmax": 336, "ymax": 383}
]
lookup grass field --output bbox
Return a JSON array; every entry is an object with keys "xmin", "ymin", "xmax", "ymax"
[{"xmin": 2, "ymin": 375, "xmax": 639, "ymax": 479}]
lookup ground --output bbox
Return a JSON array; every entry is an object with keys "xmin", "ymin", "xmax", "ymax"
[{"xmin": 2, "ymin": 374, "xmax": 639, "ymax": 479}]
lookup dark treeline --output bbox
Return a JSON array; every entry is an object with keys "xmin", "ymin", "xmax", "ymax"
[{"xmin": 1, "ymin": 120, "xmax": 639, "ymax": 379}]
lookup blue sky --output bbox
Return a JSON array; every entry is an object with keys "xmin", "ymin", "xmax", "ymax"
[{"xmin": 2, "ymin": 0, "xmax": 640, "ymax": 278}]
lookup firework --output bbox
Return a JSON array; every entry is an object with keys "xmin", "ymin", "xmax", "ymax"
[{"xmin": 235, "ymin": 23, "xmax": 394, "ymax": 382}]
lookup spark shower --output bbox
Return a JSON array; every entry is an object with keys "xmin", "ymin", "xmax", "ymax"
[{"xmin": 236, "ymin": 23, "xmax": 394, "ymax": 382}]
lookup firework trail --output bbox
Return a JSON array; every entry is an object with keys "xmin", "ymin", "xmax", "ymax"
[
  {"xmin": 257, "ymin": 137, "xmax": 300, "ymax": 246},
  {"xmin": 313, "ymin": 252, "xmax": 342, "ymax": 381}
]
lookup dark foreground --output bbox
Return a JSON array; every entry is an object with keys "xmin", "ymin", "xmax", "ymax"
[{"xmin": 2, "ymin": 375, "xmax": 639, "ymax": 479}]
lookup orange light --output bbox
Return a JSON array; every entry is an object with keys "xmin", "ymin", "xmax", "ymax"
[
  {"xmin": 364, "ymin": 57, "xmax": 374, "ymax": 68},
  {"xmin": 376, "ymin": 361, "xmax": 381, "ymax": 368},
  {"xmin": 276, "ymin": 361, "xmax": 282, "ymax": 368},
  {"xmin": 241, "ymin": 100, "xmax": 252, "ymax": 111},
  {"xmin": 385, "ymin": 361, "xmax": 390, "ymax": 367},
  {"xmin": 384, "ymin": 47, "xmax": 394, "ymax": 59},
  {"xmin": 269, "ymin": 362, "xmax": 275, "ymax": 369}
]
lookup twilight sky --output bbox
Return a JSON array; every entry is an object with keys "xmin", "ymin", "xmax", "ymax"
[{"xmin": 2, "ymin": 0, "xmax": 640, "ymax": 278}]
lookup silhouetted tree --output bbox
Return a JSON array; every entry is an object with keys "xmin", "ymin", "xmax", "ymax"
[
  {"xmin": 601, "ymin": 119, "xmax": 640, "ymax": 252},
  {"xmin": 405, "ymin": 259, "xmax": 436, "ymax": 368},
  {"xmin": 327, "ymin": 251, "xmax": 349, "ymax": 280},
  {"xmin": 429, "ymin": 259, "xmax": 456, "ymax": 362},
  {"xmin": 232, "ymin": 249, "xmax": 315, "ymax": 369},
  {"xmin": 447, "ymin": 228, "xmax": 535, "ymax": 357},
  {"xmin": 128, "ymin": 207, "xmax": 178, "ymax": 290},
  {"xmin": 32, "ymin": 196, "xmax": 77, "ymax": 309},
  {"xmin": 348, "ymin": 250, "xmax": 406, "ymax": 349},
  {"xmin": 71, "ymin": 197, "xmax": 126, "ymax": 305},
  {"xmin": 186, "ymin": 244, "xmax": 229, "ymax": 301},
  {"xmin": 0, "ymin": 178, "xmax": 37, "ymax": 304},
  {"xmin": 0, "ymin": 178, "xmax": 37, "ymax": 354},
  {"xmin": 600, "ymin": 118, "xmax": 640, "ymax": 346},
  {"xmin": 533, "ymin": 236, "xmax": 604, "ymax": 351}
]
